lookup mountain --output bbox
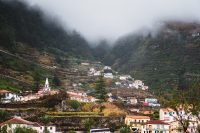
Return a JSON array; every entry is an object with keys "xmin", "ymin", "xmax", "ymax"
[
  {"xmin": 0, "ymin": 0, "xmax": 93, "ymax": 91},
  {"xmin": 0, "ymin": 0, "xmax": 93, "ymax": 59},
  {"xmin": 104, "ymin": 22, "xmax": 200, "ymax": 90}
]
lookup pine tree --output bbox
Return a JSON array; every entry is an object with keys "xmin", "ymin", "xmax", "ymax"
[{"xmin": 95, "ymin": 75, "xmax": 107, "ymax": 102}]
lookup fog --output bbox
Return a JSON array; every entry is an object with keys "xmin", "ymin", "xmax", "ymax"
[{"xmin": 24, "ymin": 0, "xmax": 200, "ymax": 43}]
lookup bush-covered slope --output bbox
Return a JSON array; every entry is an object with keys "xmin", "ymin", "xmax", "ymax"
[
  {"xmin": 0, "ymin": 0, "xmax": 93, "ymax": 59},
  {"xmin": 104, "ymin": 23, "xmax": 200, "ymax": 90},
  {"xmin": 0, "ymin": 0, "xmax": 94, "ymax": 91}
]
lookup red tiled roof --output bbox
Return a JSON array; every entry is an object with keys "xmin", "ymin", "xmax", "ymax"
[
  {"xmin": 32, "ymin": 122, "xmax": 43, "ymax": 127},
  {"xmin": 0, "ymin": 116, "xmax": 34, "ymax": 126},
  {"xmin": 160, "ymin": 108, "xmax": 174, "ymax": 112},
  {"xmin": 145, "ymin": 120, "xmax": 169, "ymax": 125},
  {"xmin": 0, "ymin": 90, "xmax": 11, "ymax": 93},
  {"xmin": 127, "ymin": 115, "xmax": 150, "ymax": 119}
]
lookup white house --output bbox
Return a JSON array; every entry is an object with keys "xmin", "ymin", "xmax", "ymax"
[
  {"xmin": 159, "ymin": 108, "xmax": 176, "ymax": 123},
  {"xmin": 0, "ymin": 90, "xmax": 21, "ymax": 103},
  {"xmin": 81, "ymin": 62, "xmax": 90, "ymax": 66},
  {"xmin": 141, "ymin": 120, "xmax": 170, "ymax": 133},
  {"xmin": 127, "ymin": 97, "xmax": 138, "ymax": 105},
  {"xmin": 94, "ymin": 71, "xmax": 101, "ymax": 76},
  {"xmin": 103, "ymin": 66, "xmax": 113, "ymax": 79},
  {"xmin": 0, "ymin": 116, "xmax": 61, "ymax": 133},
  {"xmin": 142, "ymin": 86, "xmax": 149, "ymax": 90},
  {"xmin": 88, "ymin": 68, "xmax": 101, "ymax": 77},
  {"xmin": 0, "ymin": 116, "xmax": 36, "ymax": 133},
  {"xmin": 132, "ymin": 80, "xmax": 144, "ymax": 89},
  {"xmin": 119, "ymin": 75, "xmax": 132, "ymax": 81},
  {"xmin": 145, "ymin": 98, "xmax": 158, "ymax": 103},
  {"xmin": 104, "ymin": 73, "xmax": 113, "ymax": 79}
]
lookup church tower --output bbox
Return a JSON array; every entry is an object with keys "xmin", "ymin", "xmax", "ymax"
[{"xmin": 44, "ymin": 78, "xmax": 50, "ymax": 91}]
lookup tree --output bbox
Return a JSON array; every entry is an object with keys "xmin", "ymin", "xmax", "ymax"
[
  {"xmin": 14, "ymin": 126, "xmax": 37, "ymax": 133},
  {"xmin": 68, "ymin": 130, "xmax": 76, "ymax": 133},
  {"xmin": 39, "ymin": 115, "xmax": 52, "ymax": 133},
  {"xmin": 0, "ymin": 110, "xmax": 9, "ymax": 122},
  {"xmin": 95, "ymin": 75, "xmax": 107, "ymax": 102},
  {"xmin": 161, "ymin": 88, "xmax": 193, "ymax": 133},
  {"xmin": 32, "ymin": 69, "xmax": 42, "ymax": 92},
  {"xmin": 186, "ymin": 82, "xmax": 200, "ymax": 120},
  {"xmin": 82, "ymin": 118, "xmax": 95, "ymax": 131},
  {"xmin": 185, "ymin": 82, "xmax": 200, "ymax": 132},
  {"xmin": 66, "ymin": 100, "xmax": 82, "ymax": 111},
  {"xmin": 0, "ymin": 125, "xmax": 7, "ymax": 133},
  {"xmin": 53, "ymin": 74, "xmax": 61, "ymax": 87},
  {"xmin": 120, "ymin": 126, "xmax": 131, "ymax": 133}
]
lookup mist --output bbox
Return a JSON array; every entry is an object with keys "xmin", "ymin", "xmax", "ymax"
[{"xmin": 23, "ymin": 0, "xmax": 200, "ymax": 43}]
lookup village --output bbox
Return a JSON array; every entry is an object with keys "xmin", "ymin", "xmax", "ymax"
[{"xmin": 0, "ymin": 60, "xmax": 199, "ymax": 133}]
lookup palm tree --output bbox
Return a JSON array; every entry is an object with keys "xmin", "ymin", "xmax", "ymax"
[
  {"xmin": 82, "ymin": 118, "xmax": 95, "ymax": 132},
  {"xmin": 39, "ymin": 115, "xmax": 52, "ymax": 133}
]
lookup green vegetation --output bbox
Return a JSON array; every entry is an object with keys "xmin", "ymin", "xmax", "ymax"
[
  {"xmin": 0, "ymin": 80, "xmax": 19, "ymax": 92},
  {"xmin": 0, "ymin": 0, "xmax": 93, "ymax": 59},
  {"xmin": 160, "ymin": 82, "xmax": 200, "ymax": 133},
  {"xmin": 94, "ymin": 76, "xmax": 107, "ymax": 102},
  {"xmin": 14, "ymin": 126, "xmax": 37, "ymax": 133},
  {"xmin": 46, "ymin": 111, "xmax": 102, "ymax": 116},
  {"xmin": 66, "ymin": 100, "xmax": 85, "ymax": 111},
  {"xmin": 119, "ymin": 126, "xmax": 131, "ymax": 133},
  {"xmin": 39, "ymin": 115, "xmax": 52, "ymax": 133},
  {"xmin": 0, "ymin": 110, "xmax": 9, "ymax": 122},
  {"xmin": 103, "ymin": 23, "xmax": 200, "ymax": 91},
  {"xmin": 0, "ymin": 0, "xmax": 94, "ymax": 91},
  {"xmin": 82, "ymin": 118, "xmax": 96, "ymax": 131}
]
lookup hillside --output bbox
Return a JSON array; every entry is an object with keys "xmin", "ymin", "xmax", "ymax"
[
  {"xmin": 0, "ymin": 0, "xmax": 94, "ymax": 91},
  {"xmin": 104, "ymin": 22, "xmax": 200, "ymax": 90}
]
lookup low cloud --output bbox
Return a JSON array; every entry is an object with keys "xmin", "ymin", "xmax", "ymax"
[{"xmin": 24, "ymin": 0, "xmax": 200, "ymax": 43}]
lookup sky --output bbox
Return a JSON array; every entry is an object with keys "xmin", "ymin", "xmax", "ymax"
[{"xmin": 24, "ymin": 0, "xmax": 200, "ymax": 43}]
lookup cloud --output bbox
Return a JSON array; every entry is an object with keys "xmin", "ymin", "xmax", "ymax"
[{"xmin": 24, "ymin": 0, "xmax": 200, "ymax": 42}]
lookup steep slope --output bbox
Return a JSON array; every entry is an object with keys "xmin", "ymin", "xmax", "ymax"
[
  {"xmin": 0, "ymin": 0, "xmax": 93, "ymax": 91},
  {"xmin": 0, "ymin": 0, "xmax": 93, "ymax": 59},
  {"xmin": 104, "ymin": 22, "xmax": 200, "ymax": 90}
]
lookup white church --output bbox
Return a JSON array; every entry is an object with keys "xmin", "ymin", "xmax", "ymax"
[
  {"xmin": 38, "ymin": 78, "xmax": 51, "ymax": 93},
  {"xmin": 21, "ymin": 78, "xmax": 59, "ymax": 102}
]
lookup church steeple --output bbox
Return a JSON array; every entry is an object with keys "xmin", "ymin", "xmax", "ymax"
[{"xmin": 44, "ymin": 78, "xmax": 50, "ymax": 91}]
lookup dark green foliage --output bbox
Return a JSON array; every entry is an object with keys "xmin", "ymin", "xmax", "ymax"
[
  {"xmin": 104, "ymin": 24, "xmax": 200, "ymax": 90},
  {"xmin": 66, "ymin": 100, "xmax": 84, "ymax": 111},
  {"xmin": 0, "ymin": 125, "xmax": 7, "ymax": 133},
  {"xmin": 0, "ymin": 0, "xmax": 93, "ymax": 59},
  {"xmin": 52, "ymin": 74, "xmax": 61, "ymax": 87},
  {"xmin": 82, "ymin": 118, "xmax": 95, "ymax": 131},
  {"xmin": 94, "ymin": 76, "xmax": 107, "ymax": 102},
  {"xmin": 0, "ymin": 110, "xmax": 9, "ymax": 122},
  {"xmin": 152, "ymin": 111, "xmax": 159, "ymax": 120},
  {"xmin": 160, "ymin": 82, "xmax": 200, "ymax": 133},
  {"xmin": 120, "ymin": 126, "xmax": 131, "ymax": 133},
  {"xmin": 92, "ymin": 40, "xmax": 111, "ymax": 62},
  {"xmin": 14, "ymin": 126, "xmax": 37, "ymax": 133}
]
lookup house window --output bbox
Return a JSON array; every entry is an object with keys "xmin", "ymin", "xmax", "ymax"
[
  {"xmin": 50, "ymin": 127, "xmax": 52, "ymax": 130},
  {"xmin": 142, "ymin": 120, "xmax": 144, "ymax": 123},
  {"xmin": 164, "ymin": 112, "xmax": 167, "ymax": 115},
  {"xmin": 40, "ymin": 127, "xmax": 42, "ymax": 130}
]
